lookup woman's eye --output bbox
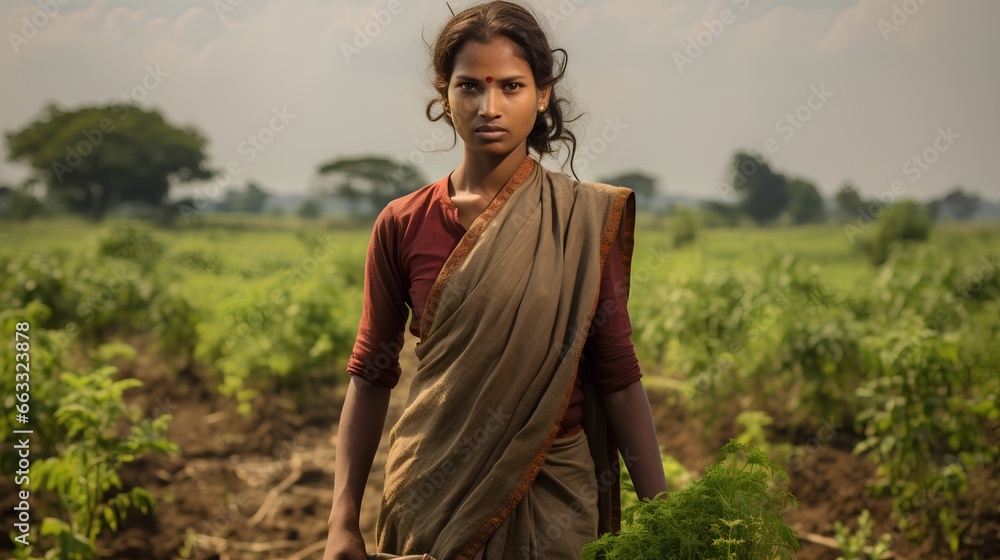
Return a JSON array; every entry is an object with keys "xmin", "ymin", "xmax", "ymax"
[{"xmin": 456, "ymin": 82, "xmax": 523, "ymax": 92}]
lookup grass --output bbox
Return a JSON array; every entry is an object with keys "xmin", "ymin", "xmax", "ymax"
[{"xmin": 4, "ymin": 214, "xmax": 998, "ymax": 313}]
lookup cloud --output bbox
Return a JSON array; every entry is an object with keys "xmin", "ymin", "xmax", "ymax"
[{"xmin": 0, "ymin": 0, "xmax": 996, "ymax": 200}]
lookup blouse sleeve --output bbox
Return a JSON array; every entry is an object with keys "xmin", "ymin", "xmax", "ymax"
[
  {"xmin": 345, "ymin": 204, "xmax": 409, "ymax": 389},
  {"xmin": 583, "ymin": 236, "xmax": 643, "ymax": 393}
]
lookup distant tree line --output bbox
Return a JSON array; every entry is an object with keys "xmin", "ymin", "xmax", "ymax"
[
  {"xmin": 1, "ymin": 104, "xmax": 990, "ymax": 225},
  {"xmin": 704, "ymin": 150, "xmax": 986, "ymax": 228},
  {"xmin": 704, "ymin": 151, "xmax": 826, "ymax": 226},
  {"xmin": 833, "ymin": 182, "xmax": 982, "ymax": 223}
]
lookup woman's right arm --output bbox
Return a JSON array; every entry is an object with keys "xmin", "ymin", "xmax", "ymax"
[
  {"xmin": 325, "ymin": 376, "xmax": 391, "ymax": 558},
  {"xmin": 325, "ymin": 204, "xmax": 409, "ymax": 559}
]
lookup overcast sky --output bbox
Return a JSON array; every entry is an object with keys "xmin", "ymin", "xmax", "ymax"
[{"xmin": 1, "ymin": 0, "xmax": 997, "ymax": 203}]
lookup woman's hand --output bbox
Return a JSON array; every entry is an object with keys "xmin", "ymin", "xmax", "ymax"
[
  {"xmin": 325, "ymin": 376, "xmax": 391, "ymax": 560},
  {"xmin": 324, "ymin": 522, "xmax": 367, "ymax": 560}
]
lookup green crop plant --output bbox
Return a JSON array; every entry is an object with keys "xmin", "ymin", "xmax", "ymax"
[
  {"xmin": 619, "ymin": 450, "xmax": 694, "ymax": 512},
  {"xmin": 853, "ymin": 315, "xmax": 996, "ymax": 550},
  {"xmin": 3, "ymin": 335, "xmax": 178, "ymax": 559},
  {"xmin": 584, "ymin": 440, "xmax": 799, "ymax": 560},
  {"xmin": 833, "ymin": 509, "xmax": 892, "ymax": 560}
]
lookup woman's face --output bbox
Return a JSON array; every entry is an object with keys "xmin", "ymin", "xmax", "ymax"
[{"xmin": 446, "ymin": 35, "xmax": 551, "ymax": 158}]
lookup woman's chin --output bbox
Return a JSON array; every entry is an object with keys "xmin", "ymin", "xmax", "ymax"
[{"xmin": 464, "ymin": 139, "xmax": 523, "ymax": 159}]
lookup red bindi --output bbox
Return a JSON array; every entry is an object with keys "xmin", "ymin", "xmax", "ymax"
[{"xmin": 485, "ymin": 75, "xmax": 493, "ymax": 83}]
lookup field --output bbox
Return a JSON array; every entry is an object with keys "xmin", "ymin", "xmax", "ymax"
[{"xmin": 1, "ymin": 215, "xmax": 998, "ymax": 559}]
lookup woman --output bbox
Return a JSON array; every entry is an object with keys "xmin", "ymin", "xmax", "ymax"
[{"xmin": 325, "ymin": 2, "xmax": 667, "ymax": 559}]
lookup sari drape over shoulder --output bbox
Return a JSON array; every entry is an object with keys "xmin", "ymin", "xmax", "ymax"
[{"xmin": 374, "ymin": 155, "xmax": 636, "ymax": 559}]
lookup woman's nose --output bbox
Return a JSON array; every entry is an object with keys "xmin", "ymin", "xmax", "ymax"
[{"xmin": 479, "ymin": 87, "xmax": 500, "ymax": 118}]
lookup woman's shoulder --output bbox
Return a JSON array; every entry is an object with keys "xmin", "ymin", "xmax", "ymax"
[
  {"xmin": 541, "ymin": 164, "xmax": 634, "ymax": 203},
  {"xmin": 377, "ymin": 175, "xmax": 448, "ymax": 226}
]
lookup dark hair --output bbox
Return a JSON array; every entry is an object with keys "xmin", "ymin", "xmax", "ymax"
[{"xmin": 424, "ymin": 1, "xmax": 583, "ymax": 180}]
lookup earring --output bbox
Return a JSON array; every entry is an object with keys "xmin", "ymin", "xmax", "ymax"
[{"xmin": 538, "ymin": 105, "xmax": 546, "ymax": 112}]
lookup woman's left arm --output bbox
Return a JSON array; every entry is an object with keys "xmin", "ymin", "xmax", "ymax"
[
  {"xmin": 599, "ymin": 379, "xmax": 668, "ymax": 501},
  {"xmin": 587, "ymin": 237, "xmax": 668, "ymax": 501}
]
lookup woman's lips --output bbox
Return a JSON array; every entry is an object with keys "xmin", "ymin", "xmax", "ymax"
[{"xmin": 475, "ymin": 128, "xmax": 507, "ymax": 140}]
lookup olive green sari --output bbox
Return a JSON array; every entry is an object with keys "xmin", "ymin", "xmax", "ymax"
[{"xmin": 372, "ymin": 155, "xmax": 636, "ymax": 559}]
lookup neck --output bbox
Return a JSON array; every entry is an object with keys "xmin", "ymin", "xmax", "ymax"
[{"xmin": 452, "ymin": 144, "xmax": 531, "ymax": 198}]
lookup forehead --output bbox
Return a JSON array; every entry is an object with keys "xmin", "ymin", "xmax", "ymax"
[{"xmin": 452, "ymin": 35, "xmax": 532, "ymax": 78}]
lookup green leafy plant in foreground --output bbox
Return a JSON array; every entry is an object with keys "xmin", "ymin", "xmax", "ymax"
[
  {"xmin": 12, "ymin": 345, "xmax": 178, "ymax": 560},
  {"xmin": 583, "ymin": 439, "xmax": 799, "ymax": 560},
  {"xmin": 833, "ymin": 509, "xmax": 892, "ymax": 560},
  {"xmin": 619, "ymin": 450, "xmax": 694, "ymax": 512}
]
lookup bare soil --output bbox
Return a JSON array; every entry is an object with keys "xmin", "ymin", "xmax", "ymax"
[{"xmin": 2, "ymin": 332, "xmax": 997, "ymax": 559}]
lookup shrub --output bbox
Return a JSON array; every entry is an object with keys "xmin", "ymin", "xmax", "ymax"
[
  {"xmin": 583, "ymin": 440, "xmax": 799, "ymax": 560},
  {"xmin": 669, "ymin": 207, "xmax": 700, "ymax": 248},
  {"xmin": 98, "ymin": 223, "xmax": 165, "ymax": 271},
  {"xmin": 867, "ymin": 200, "xmax": 932, "ymax": 265},
  {"xmin": 3, "ymin": 189, "xmax": 48, "ymax": 220},
  {"xmin": 297, "ymin": 198, "xmax": 322, "ymax": 219}
]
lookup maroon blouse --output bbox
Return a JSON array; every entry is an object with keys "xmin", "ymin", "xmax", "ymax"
[{"xmin": 346, "ymin": 170, "xmax": 643, "ymax": 437}]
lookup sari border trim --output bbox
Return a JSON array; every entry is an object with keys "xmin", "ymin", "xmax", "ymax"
[
  {"xmin": 455, "ymin": 185, "xmax": 634, "ymax": 559},
  {"xmin": 419, "ymin": 155, "xmax": 537, "ymax": 341},
  {"xmin": 601, "ymin": 187, "xmax": 635, "ymax": 534},
  {"xmin": 590, "ymin": 186, "xmax": 634, "ymax": 536}
]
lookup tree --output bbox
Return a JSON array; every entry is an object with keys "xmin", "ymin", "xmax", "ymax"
[
  {"xmin": 5, "ymin": 102, "xmax": 213, "ymax": 220},
  {"xmin": 213, "ymin": 191, "xmax": 241, "ymax": 212},
  {"xmin": 786, "ymin": 178, "xmax": 826, "ymax": 224},
  {"xmin": 926, "ymin": 199, "xmax": 942, "ymax": 221},
  {"xmin": 209, "ymin": 181, "xmax": 270, "ymax": 213},
  {"xmin": 700, "ymin": 200, "xmax": 742, "ymax": 228},
  {"xmin": 297, "ymin": 198, "xmax": 322, "ymax": 219},
  {"xmin": 669, "ymin": 207, "xmax": 700, "ymax": 247},
  {"xmin": 729, "ymin": 151, "xmax": 788, "ymax": 225},
  {"xmin": 597, "ymin": 171, "xmax": 658, "ymax": 206},
  {"xmin": 867, "ymin": 199, "xmax": 932, "ymax": 265},
  {"xmin": 315, "ymin": 156, "xmax": 425, "ymax": 215},
  {"xmin": 834, "ymin": 181, "xmax": 863, "ymax": 222},
  {"xmin": 940, "ymin": 187, "xmax": 980, "ymax": 220},
  {"xmin": 8, "ymin": 189, "xmax": 47, "ymax": 220},
  {"xmin": 0, "ymin": 184, "xmax": 47, "ymax": 220},
  {"xmin": 239, "ymin": 181, "xmax": 269, "ymax": 213}
]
